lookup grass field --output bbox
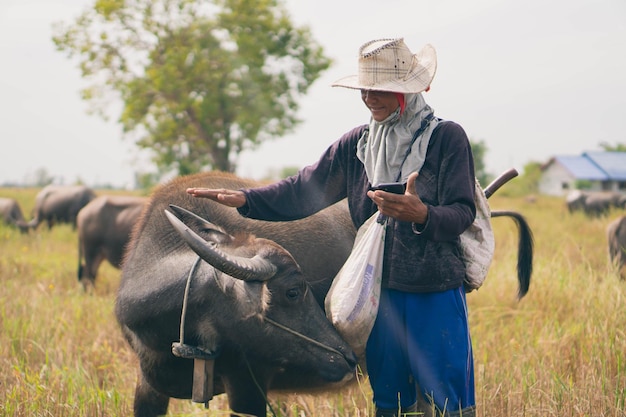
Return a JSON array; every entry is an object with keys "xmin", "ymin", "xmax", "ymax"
[{"xmin": 0, "ymin": 187, "xmax": 625, "ymax": 416}]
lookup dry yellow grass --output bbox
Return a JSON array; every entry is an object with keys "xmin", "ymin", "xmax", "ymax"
[{"xmin": 0, "ymin": 188, "xmax": 624, "ymax": 416}]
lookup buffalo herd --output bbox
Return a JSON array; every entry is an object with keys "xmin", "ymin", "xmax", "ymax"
[
  {"xmin": 2, "ymin": 185, "xmax": 147, "ymax": 288},
  {"xmin": 6, "ymin": 176, "xmax": 626, "ymax": 416},
  {"xmin": 566, "ymin": 190, "xmax": 626, "ymax": 218},
  {"xmin": 1, "ymin": 185, "xmax": 98, "ymax": 233}
]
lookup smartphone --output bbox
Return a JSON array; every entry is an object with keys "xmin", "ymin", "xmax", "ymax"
[{"xmin": 369, "ymin": 182, "xmax": 406, "ymax": 194}]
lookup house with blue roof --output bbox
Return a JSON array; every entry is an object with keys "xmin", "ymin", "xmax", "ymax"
[{"xmin": 538, "ymin": 151, "xmax": 626, "ymax": 196}]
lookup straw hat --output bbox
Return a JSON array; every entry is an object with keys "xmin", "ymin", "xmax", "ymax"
[{"xmin": 332, "ymin": 38, "xmax": 437, "ymax": 94}]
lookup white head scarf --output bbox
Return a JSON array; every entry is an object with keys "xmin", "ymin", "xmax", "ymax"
[{"xmin": 356, "ymin": 93, "xmax": 439, "ymax": 186}]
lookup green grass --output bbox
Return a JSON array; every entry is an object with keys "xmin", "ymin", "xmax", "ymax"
[{"xmin": 0, "ymin": 188, "xmax": 625, "ymax": 416}]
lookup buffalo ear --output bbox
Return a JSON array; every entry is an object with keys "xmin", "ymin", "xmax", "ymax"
[
  {"xmin": 165, "ymin": 209, "xmax": 277, "ymax": 281},
  {"xmin": 167, "ymin": 204, "xmax": 232, "ymax": 244}
]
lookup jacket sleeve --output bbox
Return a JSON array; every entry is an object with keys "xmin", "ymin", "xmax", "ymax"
[
  {"xmin": 417, "ymin": 122, "xmax": 477, "ymax": 241},
  {"xmin": 238, "ymin": 127, "xmax": 365, "ymax": 221}
]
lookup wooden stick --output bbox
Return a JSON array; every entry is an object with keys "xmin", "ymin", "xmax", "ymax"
[
  {"xmin": 192, "ymin": 358, "xmax": 214, "ymax": 406},
  {"xmin": 483, "ymin": 168, "xmax": 519, "ymax": 199}
]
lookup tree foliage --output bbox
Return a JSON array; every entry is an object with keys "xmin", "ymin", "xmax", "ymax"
[
  {"xmin": 52, "ymin": 0, "xmax": 331, "ymax": 175},
  {"xmin": 469, "ymin": 138, "xmax": 490, "ymax": 186},
  {"xmin": 494, "ymin": 161, "xmax": 542, "ymax": 197},
  {"xmin": 599, "ymin": 141, "xmax": 626, "ymax": 152}
]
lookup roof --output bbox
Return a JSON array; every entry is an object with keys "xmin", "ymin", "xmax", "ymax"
[
  {"xmin": 546, "ymin": 152, "xmax": 626, "ymax": 181},
  {"xmin": 551, "ymin": 155, "xmax": 607, "ymax": 180},
  {"xmin": 584, "ymin": 151, "xmax": 626, "ymax": 180}
]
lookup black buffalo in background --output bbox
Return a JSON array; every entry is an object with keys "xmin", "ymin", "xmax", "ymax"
[
  {"xmin": 607, "ymin": 215, "xmax": 626, "ymax": 280},
  {"xmin": 0, "ymin": 197, "xmax": 30, "ymax": 233},
  {"xmin": 28, "ymin": 185, "xmax": 97, "ymax": 230},
  {"xmin": 566, "ymin": 190, "xmax": 626, "ymax": 218},
  {"xmin": 76, "ymin": 195, "xmax": 148, "ymax": 289}
]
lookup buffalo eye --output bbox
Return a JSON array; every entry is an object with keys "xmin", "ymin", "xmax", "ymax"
[{"xmin": 285, "ymin": 287, "xmax": 301, "ymax": 301}]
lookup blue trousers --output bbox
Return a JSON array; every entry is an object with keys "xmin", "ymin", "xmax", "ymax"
[{"xmin": 366, "ymin": 287, "xmax": 475, "ymax": 413}]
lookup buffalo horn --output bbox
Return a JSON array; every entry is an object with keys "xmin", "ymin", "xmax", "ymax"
[
  {"xmin": 164, "ymin": 209, "xmax": 277, "ymax": 281},
  {"xmin": 168, "ymin": 204, "xmax": 225, "ymax": 233}
]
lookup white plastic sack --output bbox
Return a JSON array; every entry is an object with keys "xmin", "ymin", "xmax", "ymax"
[
  {"xmin": 325, "ymin": 211, "xmax": 385, "ymax": 358},
  {"xmin": 460, "ymin": 179, "xmax": 495, "ymax": 292}
]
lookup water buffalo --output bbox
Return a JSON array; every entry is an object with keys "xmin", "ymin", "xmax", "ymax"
[
  {"xmin": 29, "ymin": 185, "xmax": 97, "ymax": 229},
  {"xmin": 566, "ymin": 190, "xmax": 588, "ymax": 213},
  {"xmin": 77, "ymin": 195, "xmax": 148, "ymax": 288},
  {"xmin": 607, "ymin": 215, "xmax": 626, "ymax": 280},
  {"xmin": 566, "ymin": 190, "xmax": 625, "ymax": 218},
  {"xmin": 583, "ymin": 191, "xmax": 620, "ymax": 217},
  {"xmin": 0, "ymin": 197, "xmax": 30, "ymax": 233},
  {"xmin": 116, "ymin": 171, "xmax": 534, "ymax": 417},
  {"xmin": 115, "ymin": 172, "xmax": 359, "ymax": 417}
]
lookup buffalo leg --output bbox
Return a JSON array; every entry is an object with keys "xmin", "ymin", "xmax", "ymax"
[
  {"xmin": 223, "ymin": 368, "xmax": 270, "ymax": 417},
  {"xmin": 133, "ymin": 372, "xmax": 170, "ymax": 417},
  {"xmin": 85, "ymin": 251, "xmax": 105, "ymax": 285}
]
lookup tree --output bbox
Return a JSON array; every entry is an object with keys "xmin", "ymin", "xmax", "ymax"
[
  {"xmin": 22, "ymin": 167, "xmax": 54, "ymax": 187},
  {"xmin": 518, "ymin": 161, "xmax": 541, "ymax": 195},
  {"xmin": 497, "ymin": 161, "xmax": 542, "ymax": 197},
  {"xmin": 469, "ymin": 138, "xmax": 490, "ymax": 186},
  {"xmin": 599, "ymin": 141, "xmax": 626, "ymax": 152},
  {"xmin": 52, "ymin": 0, "xmax": 331, "ymax": 175}
]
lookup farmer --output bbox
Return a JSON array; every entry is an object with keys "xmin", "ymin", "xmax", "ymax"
[{"xmin": 187, "ymin": 37, "xmax": 477, "ymax": 417}]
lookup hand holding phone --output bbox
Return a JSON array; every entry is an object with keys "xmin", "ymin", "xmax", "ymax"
[{"xmin": 369, "ymin": 182, "xmax": 406, "ymax": 194}]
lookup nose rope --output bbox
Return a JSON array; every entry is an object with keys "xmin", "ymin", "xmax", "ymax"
[
  {"xmin": 176, "ymin": 257, "xmax": 344, "ymax": 358},
  {"xmin": 263, "ymin": 316, "xmax": 345, "ymax": 356}
]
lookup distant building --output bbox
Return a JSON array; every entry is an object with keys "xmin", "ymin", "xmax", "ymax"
[{"xmin": 538, "ymin": 151, "xmax": 626, "ymax": 196}]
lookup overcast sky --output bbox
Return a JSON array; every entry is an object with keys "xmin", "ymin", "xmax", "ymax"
[{"xmin": 1, "ymin": 0, "xmax": 625, "ymax": 188}]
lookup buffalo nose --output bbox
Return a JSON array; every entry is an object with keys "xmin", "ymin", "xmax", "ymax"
[{"xmin": 342, "ymin": 347, "xmax": 358, "ymax": 370}]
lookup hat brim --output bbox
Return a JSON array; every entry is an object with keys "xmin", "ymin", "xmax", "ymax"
[{"xmin": 332, "ymin": 43, "xmax": 437, "ymax": 94}]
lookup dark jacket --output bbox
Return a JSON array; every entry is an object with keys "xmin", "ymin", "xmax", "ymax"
[{"xmin": 239, "ymin": 120, "xmax": 476, "ymax": 293}]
